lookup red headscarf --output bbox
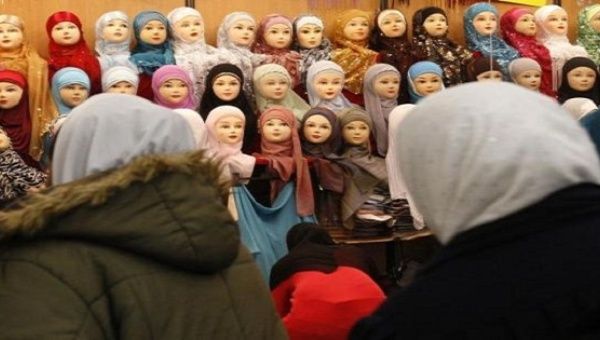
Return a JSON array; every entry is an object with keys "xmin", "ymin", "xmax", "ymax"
[
  {"xmin": 46, "ymin": 11, "xmax": 101, "ymax": 93},
  {"xmin": 256, "ymin": 106, "xmax": 314, "ymax": 216},
  {"xmin": 500, "ymin": 8, "xmax": 555, "ymax": 98},
  {"xmin": 0, "ymin": 70, "xmax": 33, "ymax": 163}
]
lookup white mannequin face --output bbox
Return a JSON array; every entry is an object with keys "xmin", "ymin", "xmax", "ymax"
[
  {"xmin": 297, "ymin": 24, "xmax": 323, "ymax": 49},
  {"xmin": 139, "ymin": 20, "xmax": 167, "ymax": 45},
  {"xmin": 379, "ymin": 13, "xmax": 406, "ymax": 38},
  {"xmin": 567, "ymin": 66, "xmax": 596, "ymax": 92},
  {"xmin": 472, "ymin": 11, "xmax": 497, "ymax": 36},
  {"xmin": 228, "ymin": 19, "xmax": 256, "ymax": 47},
  {"xmin": 173, "ymin": 15, "xmax": 204, "ymax": 43},
  {"xmin": 59, "ymin": 84, "xmax": 88, "ymax": 107},
  {"xmin": 413, "ymin": 73, "xmax": 443, "ymax": 96},
  {"xmin": 476, "ymin": 70, "xmax": 503, "ymax": 81},
  {"xmin": 514, "ymin": 70, "xmax": 541, "ymax": 91},
  {"xmin": 373, "ymin": 72, "xmax": 400, "ymax": 99},
  {"xmin": 107, "ymin": 81, "xmax": 136, "ymax": 95},
  {"xmin": 514, "ymin": 14, "xmax": 536, "ymax": 36},
  {"xmin": 262, "ymin": 118, "xmax": 292, "ymax": 143},
  {"xmin": 342, "ymin": 120, "xmax": 370, "ymax": 146},
  {"xmin": 591, "ymin": 12, "xmax": 600, "ymax": 33},
  {"xmin": 51, "ymin": 21, "xmax": 81, "ymax": 46},
  {"xmin": 158, "ymin": 79, "xmax": 189, "ymax": 104},
  {"xmin": 102, "ymin": 19, "xmax": 129, "ymax": 43},
  {"xmin": 303, "ymin": 114, "xmax": 332, "ymax": 144},
  {"xmin": 313, "ymin": 71, "xmax": 344, "ymax": 100},
  {"xmin": 0, "ymin": 23, "xmax": 23, "ymax": 51},
  {"xmin": 215, "ymin": 115, "xmax": 244, "ymax": 144},
  {"xmin": 0, "ymin": 81, "xmax": 24, "ymax": 109},
  {"xmin": 213, "ymin": 74, "xmax": 241, "ymax": 101},
  {"xmin": 423, "ymin": 13, "xmax": 448, "ymax": 37},
  {"xmin": 258, "ymin": 74, "xmax": 289, "ymax": 100},
  {"xmin": 263, "ymin": 23, "xmax": 292, "ymax": 49},
  {"xmin": 343, "ymin": 16, "xmax": 369, "ymax": 41},
  {"xmin": 543, "ymin": 9, "xmax": 568, "ymax": 35}
]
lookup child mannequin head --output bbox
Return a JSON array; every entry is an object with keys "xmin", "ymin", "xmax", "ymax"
[
  {"xmin": 565, "ymin": 58, "xmax": 597, "ymax": 92},
  {"xmin": 102, "ymin": 66, "xmax": 139, "ymax": 94},
  {"xmin": 96, "ymin": 11, "xmax": 130, "ymax": 44},
  {"xmin": 218, "ymin": 12, "xmax": 257, "ymax": 48},
  {"xmin": 253, "ymin": 64, "xmax": 291, "ymax": 101},
  {"xmin": 509, "ymin": 58, "xmax": 542, "ymax": 91},
  {"xmin": 212, "ymin": 72, "xmax": 242, "ymax": 102},
  {"xmin": 167, "ymin": 7, "xmax": 205, "ymax": 44},
  {"xmin": 134, "ymin": 11, "xmax": 169, "ymax": 46},
  {"xmin": 584, "ymin": 5, "xmax": 600, "ymax": 33},
  {"xmin": 46, "ymin": 11, "xmax": 84, "ymax": 47},
  {"xmin": 206, "ymin": 105, "xmax": 246, "ymax": 147},
  {"xmin": 513, "ymin": 11, "xmax": 537, "ymax": 37},
  {"xmin": 51, "ymin": 67, "xmax": 91, "ymax": 114},
  {"xmin": 467, "ymin": 57, "xmax": 503, "ymax": 82},
  {"xmin": 371, "ymin": 70, "xmax": 400, "ymax": 99},
  {"xmin": 417, "ymin": 7, "xmax": 449, "ymax": 38},
  {"xmin": 300, "ymin": 107, "xmax": 341, "ymax": 155},
  {"xmin": 336, "ymin": 9, "xmax": 372, "ymax": 43},
  {"xmin": 303, "ymin": 113, "xmax": 332, "ymax": 144},
  {"xmin": 407, "ymin": 61, "xmax": 444, "ymax": 102},
  {"xmin": 535, "ymin": 5, "xmax": 569, "ymax": 39},
  {"xmin": 294, "ymin": 15, "xmax": 324, "ymax": 49},
  {"xmin": 0, "ymin": 15, "xmax": 24, "ymax": 52},
  {"xmin": 257, "ymin": 14, "xmax": 293, "ymax": 50},
  {"xmin": 471, "ymin": 10, "xmax": 498, "ymax": 36},
  {"xmin": 151, "ymin": 65, "xmax": 196, "ymax": 109},
  {"xmin": 340, "ymin": 108, "xmax": 372, "ymax": 147},
  {"xmin": 376, "ymin": 9, "xmax": 406, "ymax": 38},
  {"xmin": 0, "ymin": 70, "xmax": 26, "ymax": 110}
]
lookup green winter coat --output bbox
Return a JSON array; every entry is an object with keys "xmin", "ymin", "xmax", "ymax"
[{"xmin": 0, "ymin": 151, "xmax": 287, "ymax": 340}]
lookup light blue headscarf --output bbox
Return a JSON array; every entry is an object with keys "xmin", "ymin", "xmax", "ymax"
[
  {"xmin": 407, "ymin": 61, "xmax": 444, "ymax": 103},
  {"xmin": 130, "ymin": 11, "xmax": 175, "ymax": 75},
  {"xmin": 51, "ymin": 67, "xmax": 91, "ymax": 115},
  {"xmin": 464, "ymin": 2, "xmax": 520, "ymax": 76}
]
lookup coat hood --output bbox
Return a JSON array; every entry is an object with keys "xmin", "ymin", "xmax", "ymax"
[{"xmin": 0, "ymin": 151, "xmax": 240, "ymax": 274}]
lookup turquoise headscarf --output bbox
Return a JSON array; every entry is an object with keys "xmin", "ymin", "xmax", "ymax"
[
  {"xmin": 51, "ymin": 67, "xmax": 91, "ymax": 115},
  {"xmin": 407, "ymin": 61, "xmax": 444, "ymax": 103},
  {"xmin": 578, "ymin": 4, "xmax": 600, "ymax": 65},
  {"xmin": 464, "ymin": 2, "xmax": 520, "ymax": 76},
  {"xmin": 130, "ymin": 11, "xmax": 175, "ymax": 75}
]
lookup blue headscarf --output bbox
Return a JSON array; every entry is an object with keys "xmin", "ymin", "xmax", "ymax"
[
  {"xmin": 130, "ymin": 11, "xmax": 175, "ymax": 75},
  {"xmin": 51, "ymin": 67, "xmax": 91, "ymax": 115},
  {"xmin": 407, "ymin": 61, "xmax": 444, "ymax": 103},
  {"xmin": 464, "ymin": 3, "xmax": 520, "ymax": 77}
]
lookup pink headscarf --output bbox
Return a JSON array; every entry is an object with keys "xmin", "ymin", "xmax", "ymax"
[
  {"xmin": 257, "ymin": 106, "xmax": 314, "ymax": 216},
  {"xmin": 151, "ymin": 65, "xmax": 198, "ymax": 109}
]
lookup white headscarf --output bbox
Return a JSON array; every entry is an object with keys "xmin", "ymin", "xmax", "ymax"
[
  {"xmin": 253, "ymin": 63, "xmax": 310, "ymax": 120},
  {"xmin": 173, "ymin": 108, "xmax": 207, "ymax": 148},
  {"xmin": 395, "ymin": 82, "xmax": 600, "ymax": 244},
  {"xmin": 52, "ymin": 94, "xmax": 196, "ymax": 184},
  {"xmin": 94, "ymin": 11, "xmax": 136, "ymax": 72},
  {"xmin": 562, "ymin": 97, "xmax": 598, "ymax": 120},
  {"xmin": 101, "ymin": 66, "xmax": 139, "ymax": 92}
]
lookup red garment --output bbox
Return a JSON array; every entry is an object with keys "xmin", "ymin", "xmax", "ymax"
[
  {"xmin": 272, "ymin": 266, "xmax": 385, "ymax": 340},
  {"xmin": 500, "ymin": 8, "xmax": 555, "ymax": 98},
  {"xmin": 0, "ymin": 70, "xmax": 36, "ymax": 166},
  {"xmin": 255, "ymin": 106, "xmax": 314, "ymax": 216},
  {"xmin": 46, "ymin": 11, "xmax": 101, "ymax": 94}
]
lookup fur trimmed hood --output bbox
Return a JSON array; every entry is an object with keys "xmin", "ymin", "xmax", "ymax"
[{"xmin": 0, "ymin": 151, "xmax": 239, "ymax": 273}]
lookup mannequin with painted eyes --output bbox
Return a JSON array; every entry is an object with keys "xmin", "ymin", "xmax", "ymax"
[
  {"xmin": 0, "ymin": 15, "xmax": 56, "ymax": 160},
  {"xmin": 464, "ymin": 3, "xmax": 520, "ymax": 77},
  {"xmin": 292, "ymin": 14, "xmax": 331, "ymax": 92},
  {"xmin": 253, "ymin": 14, "xmax": 302, "ymax": 88},
  {"xmin": 330, "ymin": 9, "xmax": 379, "ymax": 106},
  {"xmin": 412, "ymin": 7, "xmax": 473, "ymax": 86},
  {"xmin": 336, "ymin": 108, "xmax": 393, "ymax": 231},
  {"xmin": 306, "ymin": 60, "xmax": 354, "ymax": 114},
  {"xmin": 578, "ymin": 4, "xmax": 600, "ymax": 65},
  {"xmin": 253, "ymin": 63, "xmax": 310, "ymax": 120},
  {"xmin": 535, "ymin": 5, "xmax": 588, "ymax": 91},
  {"xmin": 300, "ymin": 107, "xmax": 344, "ymax": 224},
  {"xmin": 500, "ymin": 8, "xmax": 555, "ymax": 98},
  {"xmin": 95, "ymin": 11, "xmax": 136, "ymax": 73},
  {"xmin": 46, "ymin": 11, "xmax": 102, "ymax": 94},
  {"xmin": 151, "ymin": 65, "xmax": 197, "ymax": 110},
  {"xmin": 467, "ymin": 57, "xmax": 504, "ymax": 82},
  {"xmin": 370, "ymin": 9, "xmax": 411, "ymax": 103},
  {"xmin": 363, "ymin": 63, "xmax": 400, "ymax": 156},
  {"xmin": 407, "ymin": 61, "xmax": 445, "ymax": 103},
  {"xmin": 558, "ymin": 57, "xmax": 600, "ymax": 105},
  {"xmin": 130, "ymin": 11, "xmax": 175, "ymax": 100},
  {"xmin": 509, "ymin": 58, "xmax": 542, "ymax": 92},
  {"xmin": 101, "ymin": 66, "xmax": 139, "ymax": 95}
]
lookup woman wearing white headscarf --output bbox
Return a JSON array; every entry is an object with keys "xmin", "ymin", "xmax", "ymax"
[
  {"xmin": 351, "ymin": 82, "xmax": 600, "ymax": 339},
  {"xmin": 0, "ymin": 94, "xmax": 287, "ymax": 339}
]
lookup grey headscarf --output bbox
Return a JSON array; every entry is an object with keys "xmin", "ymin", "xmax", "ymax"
[
  {"xmin": 52, "ymin": 94, "xmax": 196, "ymax": 184},
  {"xmin": 395, "ymin": 82, "xmax": 600, "ymax": 244},
  {"xmin": 306, "ymin": 60, "xmax": 354, "ymax": 112}
]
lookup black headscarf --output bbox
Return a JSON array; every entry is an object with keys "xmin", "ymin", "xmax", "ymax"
[
  {"xmin": 467, "ymin": 57, "xmax": 503, "ymax": 81},
  {"xmin": 558, "ymin": 57, "xmax": 600, "ymax": 104},
  {"xmin": 199, "ymin": 63, "xmax": 258, "ymax": 152}
]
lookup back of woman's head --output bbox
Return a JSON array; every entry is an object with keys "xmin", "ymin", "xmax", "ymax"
[
  {"xmin": 51, "ymin": 93, "xmax": 196, "ymax": 185},
  {"xmin": 394, "ymin": 82, "xmax": 600, "ymax": 244}
]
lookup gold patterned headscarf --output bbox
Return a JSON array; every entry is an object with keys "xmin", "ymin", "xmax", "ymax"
[{"xmin": 330, "ymin": 9, "xmax": 378, "ymax": 94}]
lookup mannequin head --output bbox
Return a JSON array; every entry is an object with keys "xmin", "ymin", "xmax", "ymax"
[
  {"xmin": 253, "ymin": 64, "xmax": 291, "ymax": 101},
  {"xmin": 567, "ymin": 66, "xmax": 596, "ymax": 92},
  {"xmin": 51, "ymin": 21, "xmax": 81, "ymax": 46},
  {"xmin": 340, "ymin": 108, "xmax": 372, "ymax": 146},
  {"xmin": 509, "ymin": 58, "xmax": 542, "ymax": 91},
  {"xmin": 377, "ymin": 9, "xmax": 406, "ymax": 38},
  {"xmin": 205, "ymin": 105, "xmax": 246, "ymax": 150},
  {"xmin": 0, "ymin": 22, "xmax": 23, "ymax": 52},
  {"xmin": 102, "ymin": 19, "xmax": 129, "ymax": 43},
  {"xmin": 259, "ymin": 15, "xmax": 293, "ymax": 49},
  {"xmin": 514, "ymin": 13, "xmax": 536, "ymax": 36},
  {"xmin": 158, "ymin": 79, "xmax": 188, "ymax": 104},
  {"xmin": 423, "ymin": 13, "xmax": 448, "ymax": 37},
  {"xmin": 336, "ymin": 9, "xmax": 371, "ymax": 43},
  {"xmin": 168, "ymin": 7, "xmax": 205, "ymax": 44},
  {"xmin": 590, "ymin": 11, "xmax": 600, "ymax": 32},
  {"xmin": 294, "ymin": 15, "xmax": 324, "ymax": 49},
  {"xmin": 60, "ymin": 83, "xmax": 88, "ymax": 107},
  {"xmin": 373, "ymin": 71, "xmax": 400, "ymax": 99},
  {"xmin": 472, "ymin": 11, "xmax": 498, "ymax": 36},
  {"xmin": 215, "ymin": 115, "xmax": 245, "ymax": 145},
  {"xmin": 413, "ymin": 73, "xmax": 443, "ymax": 94},
  {"xmin": 477, "ymin": 70, "xmax": 503, "ymax": 81},
  {"xmin": 151, "ymin": 65, "xmax": 196, "ymax": 109},
  {"xmin": 101, "ymin": 66, "xmax": 139, "ymax": 94},
  {"xmin": 139, "ymin": 20, "xmax": 167, "ymax": 45},
  {"xmin": 467, "ymin": 57, "xmax": 503, "ymax": 82},
  {"xmin": 51, "ymin": 67, "xmax": 91, "ymax": 114},
  {"xmin": 262, "ymin": 117, "xmax": 292, "ymax": 143},
  {"xmin": 212, "ymin": 73, "xmax": 242, "ymax": 101},
  {"xmin": 0, "ymin": 70, "xmax": 26, "ymax": 110},
  {"xmin": 408, "ymin": 61, "xmax": 444, "ymax": 102},
  {"xmin": 303, "ymin": 114, "xmax": 332, "ymax": 144},
  {"xmin": 312, "ymin": 70, "xmax": 344, "ymax": 100},
  {"xmin": 543, "ymin": 8, "xmax": 568, "ymax": 36},
  {"xmin": 228, "ymin": 18, "xmax": 256, "ymax": 47}
]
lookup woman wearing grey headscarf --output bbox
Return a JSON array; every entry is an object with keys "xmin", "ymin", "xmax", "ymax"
[
  {"xmin": 0, "ymin": 94, "xmax": 287, "ymax": 339},
  {"xmin": 351, "ymin": 82, "xmax": 600, "ymax": 339}
]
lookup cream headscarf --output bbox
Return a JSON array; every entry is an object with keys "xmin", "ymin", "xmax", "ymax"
[
  {"xmin": 253, "ymin": 63, "xmax": 310, "ymax": 120},
  {"xmin": 395, "ymin": 82, "xmax": 600, "ymax": 244}
]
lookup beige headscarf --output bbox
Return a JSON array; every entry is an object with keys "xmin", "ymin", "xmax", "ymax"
[{"xmin": 395, "ymin": 82, "xmax": 600, "ymax": 244}]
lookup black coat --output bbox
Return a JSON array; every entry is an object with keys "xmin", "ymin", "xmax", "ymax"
[{"xmin": 351, "ymin": 184, "xmax": 600, "ymax": 340}]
